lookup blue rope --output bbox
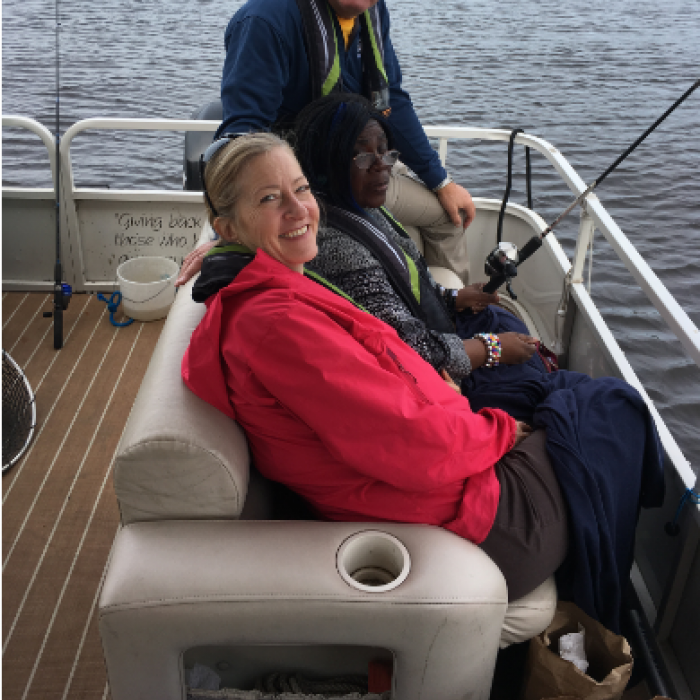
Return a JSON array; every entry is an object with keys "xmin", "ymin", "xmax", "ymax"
[
  {"xmin": 97, "ymin": 291, "xmax": 134, "ymax": 327},
  {"xmin": 666, "ymin": 487, "xmax": 700, "ymax": 535}
]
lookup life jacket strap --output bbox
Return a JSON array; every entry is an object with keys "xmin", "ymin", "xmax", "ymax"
[{"xmin": 294, "ymin": 0, "xmax": 390, "ymax": 112}]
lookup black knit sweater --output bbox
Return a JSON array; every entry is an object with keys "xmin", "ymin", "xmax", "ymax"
[{"xmin": 306, "ymin": 208, "xmax": 472, "ymax": 379}]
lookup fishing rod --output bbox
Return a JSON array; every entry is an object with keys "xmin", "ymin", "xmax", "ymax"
[
  {"xmin": 483, "ymin": 79, "xmax": 700, "ymax": 296},
  {"xmin": 43, "ymin": 0, "xmax": 72, "ymax": 348}
]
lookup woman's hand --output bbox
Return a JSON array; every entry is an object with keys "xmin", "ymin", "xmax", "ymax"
[
  {"xmin": 455, "ymin": 283, "xmax": 499, "ymax": 313},
  {"xmin": 513, "ymin": 421, "xmax": 532, "ymax": 447},
  {"xmin": 175, "ymin": 240, "xmax": 218, "ymax": 287},
  {"xmin": 500, "ymin": 332, "xmax": 538, "ymax": 365},
  {"xmin": 440, "ymin": 369, "xmax": 461, "ymax": 394}
]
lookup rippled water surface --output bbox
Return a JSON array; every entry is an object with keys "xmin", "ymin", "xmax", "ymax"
[{"xmin": 3, "ymin": 0, "xmax": 699, "ymax": 474}]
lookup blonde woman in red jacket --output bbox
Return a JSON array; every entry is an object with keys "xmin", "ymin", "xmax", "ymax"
[{"xmin": 182, "ymin": 132, "xmax": 569, "ymax": 602}]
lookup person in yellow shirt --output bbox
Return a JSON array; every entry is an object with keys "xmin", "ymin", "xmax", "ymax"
[{"xmin": 177, "ymin": 0, "xmax": 475, "ymax": 288}]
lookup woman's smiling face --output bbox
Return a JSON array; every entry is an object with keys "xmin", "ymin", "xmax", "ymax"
[
  {"xmin": 216, "ymin": 146, "xmax": 320, "ymax": 273},
  {"xmin": 349, "ymin": 119, "xmax": 392, "ymax": 210}
]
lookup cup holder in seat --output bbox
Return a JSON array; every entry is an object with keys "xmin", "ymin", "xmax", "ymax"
[{"xmin": 337, "ymin": 531, "xmax": 410, "ymax": 593}]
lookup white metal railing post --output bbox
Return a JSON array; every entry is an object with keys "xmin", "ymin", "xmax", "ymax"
[
  {"xmin": 1, "ymin": 116, "xmax": 57, "ymax": 184},
  {"xmin": 58, "ymin": 139, "xmax": 80, "ymax": 288},
  {"xmin": 571, "ymin": 205, "xmax": 597, "ymax": 285},
  {"xmin": 58, "ymin": 125, "xmax": 83, "ymax": 288},
  {"xmin": 59, "ymin": 117, "xmax": 221, "ymax": 196},
  {"xmin": 438, "ymin": 138, "xmax": 448, "ymax": 167}
]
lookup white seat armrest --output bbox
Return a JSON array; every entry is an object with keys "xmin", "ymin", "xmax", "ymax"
[{"xmin": 100, "ymin": 520, "xmax": 507, "ymax": 700}]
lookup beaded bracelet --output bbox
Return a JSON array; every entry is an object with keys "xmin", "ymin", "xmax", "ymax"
[{"xmin": 473, "ymin": 333, "xmax": 502, "ymax": 368}]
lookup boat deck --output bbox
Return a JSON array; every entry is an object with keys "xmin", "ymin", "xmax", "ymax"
[{"xmin": 2, "ymin": 291, "xmax": 164, "ymax": 700}]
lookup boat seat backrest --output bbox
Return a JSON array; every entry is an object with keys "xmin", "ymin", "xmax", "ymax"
[
  {"xmin": 113, "ymin": 276, "xmax": 251, "ymax": 525},
  {"xmin": 113, "ymin": 268, "xmax": 318, "ymax": 525}
]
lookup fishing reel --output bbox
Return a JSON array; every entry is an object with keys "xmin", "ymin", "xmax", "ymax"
[
  {"xmin": 43, "ymin": 280, "xmax": 72, "ymax": 349},
  {"xmin": 43, "ymin": 282, "xmax": 72, "ymax": 316},
  {"xmin": 484, "ymin": 242, "xmax": 519, "ymax": 299}
]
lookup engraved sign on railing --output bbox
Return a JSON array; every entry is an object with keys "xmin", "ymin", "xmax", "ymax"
[{"xmin": 79, "ymin": 201, "xmax": 208, "ymax": 285}]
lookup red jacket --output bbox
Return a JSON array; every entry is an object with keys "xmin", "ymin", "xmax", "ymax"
[{"xmin": 182, "ymin": 250, "xmax": 517, "ymax": 544}]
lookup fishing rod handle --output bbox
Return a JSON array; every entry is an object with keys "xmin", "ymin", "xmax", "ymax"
[
  {"xmin": 482, "ymin": 275, "xmax": 506, "ymax": 295},
  {"xmin": 517, "ymin": 236, "xmax": 544, "ymax": 266}
]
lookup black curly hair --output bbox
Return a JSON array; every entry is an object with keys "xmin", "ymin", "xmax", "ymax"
[{"xmin": 294, "ymin": 93, "xmax": 394, "ymax": 212}]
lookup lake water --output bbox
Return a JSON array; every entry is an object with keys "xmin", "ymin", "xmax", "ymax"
[{"xmin": 3, "ymin": 0, "xmax": 699, "ymax": 476}]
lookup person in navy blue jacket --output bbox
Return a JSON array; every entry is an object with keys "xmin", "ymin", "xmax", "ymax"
[{"xmin": 177, "ymin": 0, "xmax": 476, "ymax": 287}]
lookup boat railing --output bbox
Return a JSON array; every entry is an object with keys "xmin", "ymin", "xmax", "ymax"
[
  {"xmin": 2, "ymin": 115, "xmax": 57, "ymax": 187},
  {"xmin": 425, "ymin": 127, "xmax": 700, "ymax": 372},
  {"xmin": 2, "ymin": 114, "xmax": 56, "ymax": 197},
  {"xmin": 69, "ymin": 119, "xmax": 700, "ymax": 364},
  {"xmin": 4, "ymin": 115, "xmax": 699, "ymax": 491}
]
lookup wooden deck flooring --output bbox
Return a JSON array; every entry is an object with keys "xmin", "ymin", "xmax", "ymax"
[{"xmin": 3, "ymin": 292, "xmax": 164, "ymax": 700}]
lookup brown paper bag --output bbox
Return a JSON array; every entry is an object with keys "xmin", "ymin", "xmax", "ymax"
[
  {"xmin": 540, "ymin": 694, "xmax": 675, "ymax": 700},
  {"xmin": 522, "ymin": 602, "xmax": 633, "ymax": 700}
]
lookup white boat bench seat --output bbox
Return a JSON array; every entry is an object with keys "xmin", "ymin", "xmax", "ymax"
[{"xmin": 100, "ymin": 227, "xmax": 556, "ymax": 700}]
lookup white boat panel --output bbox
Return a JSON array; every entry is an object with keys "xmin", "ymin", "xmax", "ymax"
[
  {"xmin": 75, "ymin": 199, "xmax": 206, "ymax": 286},
  {"xmin": 72, "ymin": 189, "xmax": 205, "ymax": 203},
  {"xmin": 2, "ymin": 193, "xmax": 59, "ymax": 291},
  {"xmin": 2, "ymin": 188, "xmax": 56, "ymax": 199},
  {"xmin": 465, "ymin": 202, "xmax": 569, "ymax": 349}
]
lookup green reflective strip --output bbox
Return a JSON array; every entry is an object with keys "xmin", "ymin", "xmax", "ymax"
[
  {"xmin": 322, "ymin": 6, "xmax": 342, "ymax": 95},
  {"xmin": 380, "ymin": 206, "xmax": 407, "ymax": 234},
  {"xmin": 304, "ymin": 268, "xmax": 368, "ymax": 312},
  {"xmin": 380, "ymin": 208, "xmax": 420, "ymax": 303},
  {"xmin": 363, "ymin": 10, "xmax": 388, "ymax": 82},
  {"xmin": 402, "ymin": 251, "xmax": 421, "ymax": 303},
  {"xmin": 205, "ymin": 243, "xmax": 253, "ymax": 257}
]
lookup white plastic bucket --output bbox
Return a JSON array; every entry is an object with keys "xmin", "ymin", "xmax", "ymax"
[{"xmin": 116, "ymin": 257, "xmax": 179, "ymax": 322}]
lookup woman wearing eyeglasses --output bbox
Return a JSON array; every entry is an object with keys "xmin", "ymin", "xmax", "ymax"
[{"xmin": 293, "ymin": 94, "xmax": 539, "ymax": 385}]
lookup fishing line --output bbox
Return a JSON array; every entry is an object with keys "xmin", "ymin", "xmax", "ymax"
[
  {"xmin": 42, "ymin": 0, "xmax": 72, "ymax": 348},
  {"xmin": 483, "ymin": 79, "xmax": 700, "ymax": 294}
]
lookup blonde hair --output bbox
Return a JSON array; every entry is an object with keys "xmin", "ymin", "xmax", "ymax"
[{"xmin": 203, "ymin": 132, "xmax": 294, "ymax": 227}]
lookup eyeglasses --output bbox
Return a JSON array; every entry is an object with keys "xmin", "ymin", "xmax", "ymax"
[
  {"xmin": 199, "ymin": 132, "xmax": 247, "ymax": 217},
  {"xmin": 352, "ymin": 149, "xmax": 401, "ymax": 171}
]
